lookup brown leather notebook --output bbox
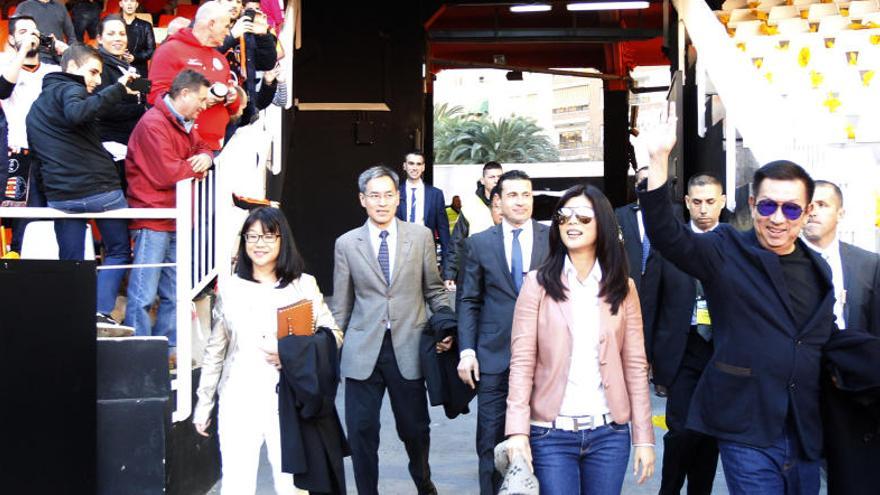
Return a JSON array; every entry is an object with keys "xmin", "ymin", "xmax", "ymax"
[{"xmin": 277, "ymin": 299, "xmax": 314, "ymax": 339}]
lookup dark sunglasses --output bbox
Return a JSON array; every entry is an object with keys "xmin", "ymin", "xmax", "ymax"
[
  {"xmin": 755, "ymin": 199, "xmax": 804, "ymax": 220},
  {"xmin": 555, "ymin": 206, "xmax": 594, "ymax": 225}
]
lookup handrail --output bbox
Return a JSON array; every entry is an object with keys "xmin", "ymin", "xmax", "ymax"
[
  {"xmin": 0, "ymin": 171, "xmax": 217, "ymax": 423},
  {"xmin": 0, "ymin": 207, "xmax": 177, "ymax": 219}
]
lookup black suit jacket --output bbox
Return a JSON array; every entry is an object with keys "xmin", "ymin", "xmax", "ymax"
[
  {"xmin": 841, "ymin": 242, "xmax": 880, "ymax": 334},
  {"xmin": 421, "ymin": 308, "xmax": 476, "ymax": 419},
  {"xmin": 822, "ymin": 242, "xmax": 880, "ymax": 495},
  {"xmin": 615, "ymin": 202, "xmax": 682, "ymax": 358},
  {"xmin": 640, "ymin": 183, "xmax": 836, "ymax": 460},
  {"xmin": 650, "ymin": 257, "xmax": 699, "ymax": 388},
  {"xmin": 397, "ymin": 182, "xmax": 451, "ymax": 261},
  {"xmin": 458, "ymin": 221, "xmax": 550, "ymax": 374},
  {"xmin": 278, "ymin": 328, "xmax": 350, "ymax": 494}
]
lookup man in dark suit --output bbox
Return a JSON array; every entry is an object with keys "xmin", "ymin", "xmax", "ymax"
[
  {"xmin": 332, "ymin": 165, "xmax": 452, "ymax": 495},
  {"xmin": 396, "ymin": 151, "xmax": 451, "ymax": 263},
  {"xmin": 803, "ymin": 180, "xmax": 880, "ymax": 495},
  {"xmin": 640, "ymin": 114, "xmax": 835, "ymax": 495},
  {"xmin": 457, "ymin": 170, "xmax": 550, "ymax": 494},
  {"xmin": 615, "ymin": 166, "xmax": 680, "ymax": 365},
  {"xmin": 652, "ymin": 174, "xmax": 726, "ymax": 495}
]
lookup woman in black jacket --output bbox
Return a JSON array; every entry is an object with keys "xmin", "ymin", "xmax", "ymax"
[{"xmin": 94, "ymin": 14, "xmax": 147, "ymax": 192}]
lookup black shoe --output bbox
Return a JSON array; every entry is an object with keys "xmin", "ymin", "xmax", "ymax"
[{"xmin": 96, "ymin": 313, "xmax": 135, "ymax": 337}]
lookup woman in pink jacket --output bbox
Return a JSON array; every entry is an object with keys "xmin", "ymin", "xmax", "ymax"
[{"xmin": 505, "ymin": 183, "xmax": 655, "ymax": 494}]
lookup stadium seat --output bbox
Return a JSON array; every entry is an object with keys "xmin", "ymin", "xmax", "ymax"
[
  {"xmin": 722, "ymin": 0, "xmax": 748, "ymax": 11},
  {"xmin": 807, "ymin": 3, "xmax": 841, "ymax": 22},
  {"xmin": 793, "ymin": 0, "xmax": 820, "ymax": 11},
  {"xmin": 21, "ymin": 221, "xmax": 96, "ymax": 260},
  {"xmin": 177, "ymin": 4, "xmax": 198, "ymax": 18},
  {"xmin": 728, "ymin": 8, "xmax": 759, "ymax": 26},
  {"xmin": 157, "ymin": 14, "xmax": 175, "ymax": 28},
  {"xmin": 847, "ymin": 0, "xmax": 880, "ymax": 20},
  {"xmin": 0, "ymin": 20, "xmax": 7, "ymax": 51},
  {"xmin": 769, "ymin": 5, "xmax": 800, "ymax": 24},
  {"xmin": 778, "ymin": 17, "xmax": 811, "ymax": 33},
  {"xmin": 735, "ymin": 19, "xmax": 765, "ymax": 38},
  {"xmin": 819, "ymin": 14, "xmax": 852, "ymax": 33}
]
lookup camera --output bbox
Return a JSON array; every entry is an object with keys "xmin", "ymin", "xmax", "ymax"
[
  {"xmin": 209, "ymin": 82, "xmax": 229, "ymax": 99},
  {"xmin": 126, "ymin": 77, "xmax": 152, "ymax": 94},
  {"xmin": 38, "ymin": 34, "xmax": 54, "ymax": 52},
  {"xmin": 243, "ymin": 8, "xmax": 256, "ymax": 21}
]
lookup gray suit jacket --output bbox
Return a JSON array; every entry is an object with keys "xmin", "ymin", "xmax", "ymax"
[
  {"xmin": 840, "ymin": 241, "xmax": 880, "ymax": 334},
  {"xmin": 458, "ymin": 220, "xmax": 550, "ymax": 374},
  {"xmin": 331, "ymin": 219, "xmax": 450, "ymax": 380}
]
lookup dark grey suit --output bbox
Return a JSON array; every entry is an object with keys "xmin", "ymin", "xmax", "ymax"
[
  {"xmin": 823, "ymin": 241, "xmax": 880, "ymax": 495},
  {"xmin": 331, "ymin": 219, "xmax": 450, "ymax": 495},
  {"xmin": 458, "ymin": 220, "xmax": 549, "ymax": 495}
]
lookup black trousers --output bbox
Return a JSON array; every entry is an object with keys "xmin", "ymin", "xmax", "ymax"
[
  {"xmin": 660, "ymin": 331, "xmax": 718, "ymax": 495},
  {"xmin": 476, "ymin": 371, "xmax": 509, "ymax": 495},
  {"xmin": 345, "ymin": 332, "xmax": 436, "ymax": 495}
]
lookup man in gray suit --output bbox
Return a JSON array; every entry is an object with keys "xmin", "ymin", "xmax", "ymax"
[
  {"xmin": 331, "ymin": 165, "xmax": 452, "ymax": 495},
  {"xmin": 803, "ymin": 179, "xmax": 880, "ymax": 495},
  {"xmin": 457, "ymin": 170, "xmax": 550, "ymax": 494}
]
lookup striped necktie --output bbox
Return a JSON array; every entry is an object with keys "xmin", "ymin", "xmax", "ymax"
[
  {"xmin": 409, "ymin": 188, "xmax": 417, "ymax": 223},
  {"xmin": 378, "ymin": 230, "xmax": 390, "ymax": 284}
]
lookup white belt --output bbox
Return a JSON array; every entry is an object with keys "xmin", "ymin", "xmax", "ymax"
[{"xmin": 531, "ymin": 413, "xmax": 614, "ymax": 432}]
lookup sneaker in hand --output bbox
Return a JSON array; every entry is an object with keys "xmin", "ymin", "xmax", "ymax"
[{"xmin": 96, "ymin": 313, "xmax": 135, "ymax": 337}]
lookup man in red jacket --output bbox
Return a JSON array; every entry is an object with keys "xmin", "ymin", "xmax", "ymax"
[
  {"xmin": 125, "ymin": 69, "xmax": 213, "ymax": 355},
  {"xmin": 147, "ymin": 1, "xmax": 241, "ymax": 150}
]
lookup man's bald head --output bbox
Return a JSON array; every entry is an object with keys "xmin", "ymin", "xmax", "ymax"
[{"xmin": 193, "ymin": 1, "xmax": 230, "ymax": 47}]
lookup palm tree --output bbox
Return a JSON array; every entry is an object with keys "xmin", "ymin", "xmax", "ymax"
[
  {"xmin": 439, "ymin": 115, "xmax": 558, "ymax": 164},
  {"xmin": 433, "ymin": 103, "xmax": 465, "ymax": 163}
]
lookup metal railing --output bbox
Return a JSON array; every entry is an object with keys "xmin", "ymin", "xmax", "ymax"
[{"xmin": 0, "ymin": 170, "xmax": 217, "ymax": 422}]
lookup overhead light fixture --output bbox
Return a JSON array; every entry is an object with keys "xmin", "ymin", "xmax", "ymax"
[
  {"xmin": 567, "ymin": 1, "xmax": 650, "ymax": 11},
  {"xmin": 506, "ymin": 70, "xmax": 524, "ymax": 81},
  {"xmin": 510, "ymin": 3, "xmax": 552, "ymax": 13}
]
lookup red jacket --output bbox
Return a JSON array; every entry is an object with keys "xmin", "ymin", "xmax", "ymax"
[
  {"xmin": 125, "ymin": 96, "xmax": 213, "ymax": 232},
  {"xmin": 148, "ymin": 28, "xmax": 240, "ymax": 150}
]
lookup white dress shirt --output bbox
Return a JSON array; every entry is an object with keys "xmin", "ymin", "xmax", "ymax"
[
  {"xmin": 558, "ymin": 257, "xmax": 610, "ymax": 417},
  {"xmin": 502, "ymin": 218, "xmax": 534, "ymax": 274},
  {"xmin": 405, "ymin": 180, "xmax": 426, "ymax": 226},
  {"xmin": 804, "ymin": 236, "xmax": 846, "ymax": 329},
  {"xmin": 636, "ymin": 209, "xmax": 646, "ymax": 242},
  {"xmin": 367, "ymin": 219, "xmax": 397, "ymax": 284}
]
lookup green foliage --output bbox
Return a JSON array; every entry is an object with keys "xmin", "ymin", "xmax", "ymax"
[{"xmin": 433, "ymin": 105, "xmax": 559, "ymax": 164}]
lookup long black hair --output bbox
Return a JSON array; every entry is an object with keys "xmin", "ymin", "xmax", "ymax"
[
  {"xmin": 536, "ymin": 184, "xmax": 631, "ymax": 314},
  {"xmin": 235, "ymin": 207, "xmax": 305, "ymax": 288}
]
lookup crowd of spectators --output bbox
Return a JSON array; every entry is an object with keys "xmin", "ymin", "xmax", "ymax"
[{"xmin": 0, "ymin": 0, "xmax": 285, "ymax": 344}]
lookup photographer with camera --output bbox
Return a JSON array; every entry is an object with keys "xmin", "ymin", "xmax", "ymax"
[
  {"xmin": 0, "ymin": 15, "xmax": 61, "ymax": 258},
  {"xmin": 14, "ymin": 0, "xmax": 73, "ymax": 64},
  {"xmin": 26, "ymin": 43, "xmax": 144, "ymax": 335},
  {"xmin": 94, "ymin": 14, "xmax": 147, "ymax": 193},
  {"xmin": 217, "ymin": 0, "xmax": 277, "ymax": 127}
]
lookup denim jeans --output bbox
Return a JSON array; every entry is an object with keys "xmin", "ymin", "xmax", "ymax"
[
  {"xmin": 125, "ymin": 229, "xmax": 176, "ymax": 347},
  {"xmin": 718, "ymin": 425, "xmax": 820, "ymax": 495},
  {"xmin": 47, "ymin": 189, "xmax": 130, "ymax": 315},
  {"xmin": 530, "ymin": 422, "xmax": 631, "ymax": 494}
]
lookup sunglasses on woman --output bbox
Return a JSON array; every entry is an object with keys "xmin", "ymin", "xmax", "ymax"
[
  {"xmin": 554, "ymin": 206, "xmax": 595, "ymax": 225},
  {"xmin": 755, "ymin": 199, "xmax": 804, "ymax": 220}
]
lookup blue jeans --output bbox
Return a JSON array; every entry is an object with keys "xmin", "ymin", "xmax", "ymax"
[
  {"xmin": 530, "ymin": 422, "xmax": 631, "ymax": 494},
  {"xmin": 125, "ymin": 229, "xmax": 177, "ymax": 347},
  {"xmin": 47, "ymin": 189, "xmax": 130, "ymax": 315},
  {"xmin": 718, "ymin": 425, "xmax": 820, "ymax": 495}
]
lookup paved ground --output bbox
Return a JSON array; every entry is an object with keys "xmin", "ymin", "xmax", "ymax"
[{"xmin": 212, "ymin": 391, "xmax": 780, "ymax": 494}]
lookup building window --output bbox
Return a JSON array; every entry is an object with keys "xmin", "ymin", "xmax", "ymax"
[
  {"xmin": 559, "ymin": 130, "xmax": 584, "ymax": 149},
  {"xmin": 552, "ymin": 104, "xmax": 589, "ymax": 114}
]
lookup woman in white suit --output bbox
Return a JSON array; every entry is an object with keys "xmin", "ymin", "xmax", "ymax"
[{"xmin": 193, "ymin": 207, "xmax": 342, "ymax": 494}]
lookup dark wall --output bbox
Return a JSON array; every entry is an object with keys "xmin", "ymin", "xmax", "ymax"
[
  {"xmin": 603, "ymin": 89, "xmax": 630, "ymax": 208},
  {"xmin": 283, "ymin": 1, "xmax": 432, "ymax": 292},
  {"xmin": 1, "ymin": 261, "xmax": 96, "ymax": 494}
]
